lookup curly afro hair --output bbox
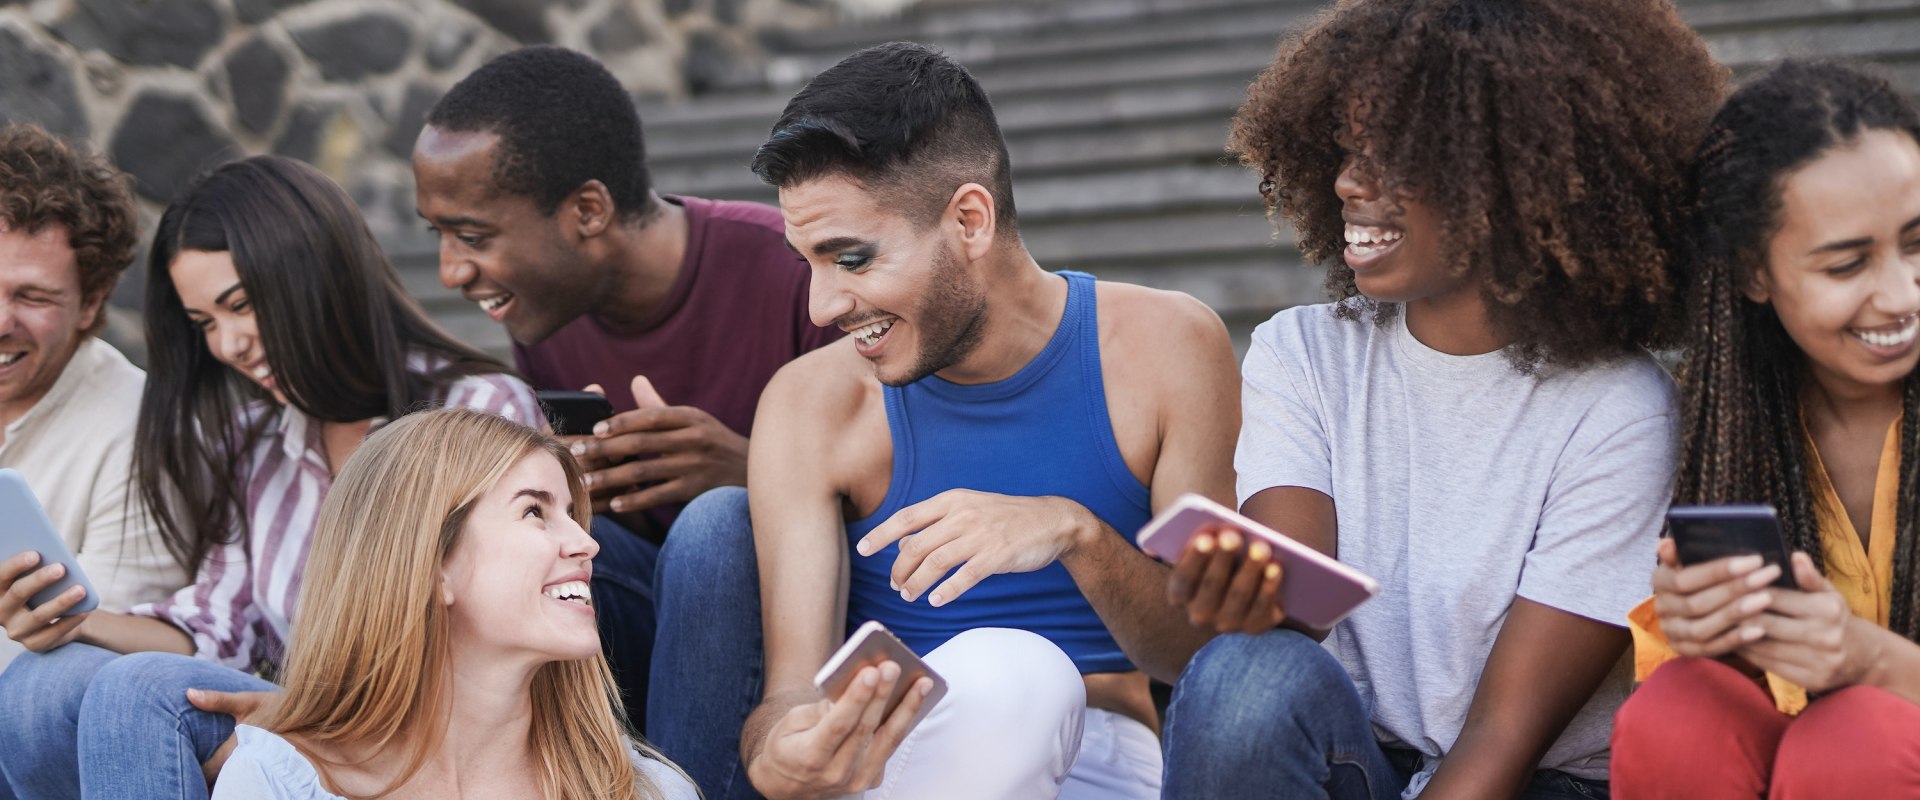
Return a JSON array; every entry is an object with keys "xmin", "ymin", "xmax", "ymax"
[
  {"xmin": 0, "ymin": 123, "xmax": 139, "ymax": 335},
  {"xmin": 1229, "ymin": 0, "xmax": 1728, "ymax": 369}
]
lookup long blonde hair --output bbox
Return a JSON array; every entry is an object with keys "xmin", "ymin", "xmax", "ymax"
[{"xmin": 259, "ymin": 408, "xmax": 678, "ymax": 799}]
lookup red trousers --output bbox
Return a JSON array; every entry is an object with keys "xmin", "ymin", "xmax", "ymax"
[{"xmin": 1611, "ymin": 657, "xmax": 1920, "ymax": 799}]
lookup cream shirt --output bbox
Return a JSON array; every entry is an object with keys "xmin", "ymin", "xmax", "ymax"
[{"xmin": 0, "ymin": 337, "xmax": 187, "ymax": 667}]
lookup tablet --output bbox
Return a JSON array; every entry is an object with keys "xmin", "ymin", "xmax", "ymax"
[
  {"xmin": 1137, "ymin": 493, "xmax": 1378, "ymax": 630},
  {"xmin": 0, "ymin": 468, "xmax": 98, "ymax": 614}
]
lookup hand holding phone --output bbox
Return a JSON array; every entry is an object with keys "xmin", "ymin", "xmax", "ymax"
[
  {"xmin": 1650, "ymin": 504, "xmax": 1799, "ymax": 660},
  {"xmin": 1140, "ymin": 494, "xmax": 1378, "ymax": 631},
  {"xmin": 0, "ymin": 468, "xmax": 98, "ymax": 652},
  {"xmin": 814, "ymin": 621, "xmax": 948, "ymax": 727},
  {"xmin": 1667, "ymin": 505, "xmax": 1798, "ymax": 590}
]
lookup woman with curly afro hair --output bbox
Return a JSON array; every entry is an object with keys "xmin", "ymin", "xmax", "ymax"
[
  {"xmin": 1611, "ymin": 61, "xmax": 1920, "ymax": 797},
  {"xmin": 1160, "ymin": 1, "xmax": 1725, "ymax": 798}
]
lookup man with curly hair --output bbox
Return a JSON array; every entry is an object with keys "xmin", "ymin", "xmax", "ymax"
[
  {"xmin": 1160, "ymin": 1, "xmax": 1727, "ymax": 798},
  {"xmin": 0, "ymin": 124, "xmax": 186, "ymax": 670}
]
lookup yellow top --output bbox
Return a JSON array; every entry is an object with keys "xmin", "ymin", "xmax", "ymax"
[{"xmin": 1628, "ymin": 417, "xmax": 1901, "ymax": 715}]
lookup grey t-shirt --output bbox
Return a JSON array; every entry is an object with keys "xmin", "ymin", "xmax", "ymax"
[{"xmin": 1236, "ymin": 304, "xmax": 1675, "ymax": 792}]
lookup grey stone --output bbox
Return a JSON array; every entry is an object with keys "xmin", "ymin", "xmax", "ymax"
[
  {"xmin": 588, "ymin": 3, "xmax": 653, "ymax": 54},
  {"xmin": 0, "ymin": 28, "xmax": 90, "ymax": 138},
  {"xmin": 225, "ymin": 38, "xmax": 290, "ymax": 135},
  {"xmin": 233, "ymin": 0, "xmax": 316, "ymax": 24},
  {"xmin": 272, "ymin": 101, "xmax": 339, "ymax": 165},
  {"xmin": 52, "ymin": 0, "xmax": 223, "ymax": 69},
  {"xmin": 665, "ymin": 0, "xmax": 695, "ymax": 18},
  {"xmin": 682, "ymin": 32, "xmax": 753, "ymax": 95},
  {"xmin": 447, "ymin": 0, "xmax": 550, "ymax": 45},
  {"xmin": 110, "ymin": 93, "xmax": 238, "ymax": 202},
  {"xmin": 425, "ymin": 26, "xmax": 477, "ymax": 70},
  {"xmin": 383, "ymin": 83, "xmax": 441, "ymax": 158},
  {"xmin": 291, "ymin": 13, "xmax": 413, "ymax": 82},
  {"xmin": 715, "ymin": 0, "xmax": 744, "ymax": 26}
]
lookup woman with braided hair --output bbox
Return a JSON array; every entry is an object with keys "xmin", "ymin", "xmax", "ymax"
[{"xmin": 1610, "ymin": 60, "xmax": 1920, "ymax": 796}]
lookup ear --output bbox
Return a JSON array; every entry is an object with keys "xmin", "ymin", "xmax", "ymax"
[
  {"xmin": 564, "ymin": 180, "xmax": 616, "ymax": 240},
  {"xmin": 947, "ymin": 183, "xmax": 998, "ymax": 262},
  {"xmin": 439, "ymin": 572, "xmax": 456, "ymax": 607},
  {"xmin": 77, "ymin": 290, "xmax": 106, "ymax": 333},
  {"xmin": 1742, "ymin": 265, "xmax": 1773, "ymax": 305}
]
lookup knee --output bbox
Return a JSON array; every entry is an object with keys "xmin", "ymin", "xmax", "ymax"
[
  {"xmin": 80, "ymin": 652, "xmax": 198, "ymax": 718},
  {"xmin": 1170, "ymin": 630, "xmax": 1347, "ymax": 743},
  {"xmin": 659, "ymin": 487, "xmax": 754, "ymax": 592},
  {"xmin": 934, "ymin": 628, "xmax": 1084, "ymax": 726},
  {"xmin": 1773, "ymin": 685, "xmax": 1920, "ymax": 793}
]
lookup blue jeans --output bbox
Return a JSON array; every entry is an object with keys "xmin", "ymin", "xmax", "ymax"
[
  {"xmin": 0, "ymin": 644, "xmax": 273, "ymax": 800},
  {"xmin": 1162, "ymin": 629, "xmax": 1609, "ymax": 800},
  {"xmin": 589, "ymin": 514, "xmax": 662, "ymax": 731},
  {"xmin": 648, "ymin": 487, "xmax": 765, "ymax": 800}
]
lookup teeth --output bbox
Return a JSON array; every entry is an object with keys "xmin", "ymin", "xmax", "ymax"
[
  {"xmin": 1344, "ymin": 226, "xmax": 1402, "ymax": 247},
  {"xmin": 854, "ymin": 319, "xmax": 895, "ymax": 346},
  {"xmin": 252, "ymin": 366, "xmax": 271, "ymax": 379},
  {"xmin": 542, "ymin": 580, "xmax": 591, "ymax": 605},
  {"xmin": 1852, "ymin": 314, "xmax": 1920, "ymax": 348},
  {"xmin": 478, "ymin": 295, "xmax": 511, "ymax": 313},
  {"xmin": 0, "ymin": 353, "xmax": 21, "ymax": 366}
]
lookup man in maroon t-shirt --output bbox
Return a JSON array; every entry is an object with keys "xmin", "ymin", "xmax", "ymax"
[{"xmin": 411, "ymin": 46, "xmax": 837, "ymax": 728}]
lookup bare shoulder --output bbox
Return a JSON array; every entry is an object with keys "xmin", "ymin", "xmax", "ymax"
[
  {"xmin": 1092, "ymin": 280, "xmax": 1234, "ymax": 368},
  {"xmin": 759, "ymin": 339, "xmax": 880, "ymax": 438}
]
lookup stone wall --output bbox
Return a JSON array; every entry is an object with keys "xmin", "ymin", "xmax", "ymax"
[{"xmin": 0, "ymin": 0, "xmax": 852, "ymax": 352}]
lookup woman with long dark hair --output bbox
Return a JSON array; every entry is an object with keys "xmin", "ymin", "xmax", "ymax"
[
  {"xmin": 1611, "ymin": 60, "xmax": 1920, "ymax": 796},
  {"xmin": 0, "ymin": 155, "xmax": 541, "ymax": 800}
]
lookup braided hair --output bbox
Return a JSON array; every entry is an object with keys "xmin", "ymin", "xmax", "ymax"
[{"xmin": 1677, "ymin": 60, "xmax": 1920, "ymax": 642}]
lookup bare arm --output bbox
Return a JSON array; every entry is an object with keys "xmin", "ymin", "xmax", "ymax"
[
  {"xmin": 1419, "ymin": 599, "xmax": 1628, "ymax": 800},
  {"xmin": 1063, "ymin": 290, "xmax": 1242, "ymax": 682}
]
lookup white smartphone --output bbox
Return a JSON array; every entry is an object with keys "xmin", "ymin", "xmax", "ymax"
[
  {"xmin": 813, "ymin": 621, "xmax": 949, "ymax": 732},
  {"xmin": 0, "ymin": 468, "xmax": 98, "ymax": 614},
  {"xmin": 1136, "ymin": 493, "xmax": 1379, "ymax": 630}
]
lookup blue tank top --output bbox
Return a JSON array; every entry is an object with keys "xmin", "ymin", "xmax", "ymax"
[{"xmin": 844, "ymin": 271, "xmax": 1149, "ymax": 674}]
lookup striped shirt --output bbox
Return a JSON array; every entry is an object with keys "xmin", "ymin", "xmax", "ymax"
[{"xmin": 128, "ymin": 365, "xmax": 541, "ymax": 672}]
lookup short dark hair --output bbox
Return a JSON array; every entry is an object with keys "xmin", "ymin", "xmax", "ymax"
[
  {"xmin": 751, "ymin": 42, "xmax": 1017, "ymax": 233},
  {"xmin": 427, "ymin": 46, "xmax": 653, "ymax": 220},
  {"xmin": 1231, "ymin": 0, "xmax": 1726, "ymax": 369},
  {"xmin": 0, "ymin": 123, "xmax": 138, "ymax": 334}
]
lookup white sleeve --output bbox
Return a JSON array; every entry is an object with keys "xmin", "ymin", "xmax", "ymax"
[
  {"xmin": 1518, "ymin": 411, "xmax": 1677, "ymax": 625},
  {"xmin": 1234, "ymin": 323, "xmax": 1333, "ymax": 505},
  {"xmin": 209, "ymin": 744, "xmax": 285, "ymax": 799}
]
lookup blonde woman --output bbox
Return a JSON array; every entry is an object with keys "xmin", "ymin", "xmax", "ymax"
[{"xmin": 211, "ymin": 408, "xmax": 695, "ymax": 799}]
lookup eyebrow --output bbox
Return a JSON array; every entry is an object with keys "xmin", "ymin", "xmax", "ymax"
[
  {"xmin": 512, "ymin": 488, "xmax": 555, "ymax": 506},
  {"xmin": 416, "ymin": 209, "xmax": 491, "ymax": 229},
  {"xmin": 213, "ymin": 283, "xmax": 245, "ymax": 307},
  {"xmin": 786, "ymin": 236, "xmax": 873, "ymax": 258}
]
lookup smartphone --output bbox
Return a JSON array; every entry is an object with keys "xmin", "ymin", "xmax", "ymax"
[
  {"xmin": 814, "ymin": 621, "xmax": 949, "ymax": 731},
  {"xmin": 1667, "ymin": 504, "xmax": 1799, "ymax": 590},
  {"xmin": 536, "ymin": 390, "xmax": 615, "ymax": 437},
  {"xmin": 0, "ymin": 468, "xmax": 99, "ymax": 614},
  {"xmin": 1136, "ymin": 493, "xmax": 1379, "ymax": 630}
]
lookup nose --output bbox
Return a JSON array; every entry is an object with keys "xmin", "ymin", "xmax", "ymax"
[
  {"xmin": 0, "ymin": 300, "xmax": 16, "ymax": 338},
  {"xmin": 438, "ymin": 237, "xmax": 476, "ymax": 291},
  {"xmin": 808, "ymin": 266, "xmax": 855, "ymax": 329},
  {"xmin": 564, "ymin": 515, "xmax": 600, "ymax": 561},
  {"xmin": 214, "ymin": 321, "xmax": 253, "ymax": 365},
  {"xmin": 1335, "ymin": 156, "xmax": 1379, "ymax": 205},
  {"xmin": 1875, "ymin": 250, "xmax": 1920, "ymax": 317}
]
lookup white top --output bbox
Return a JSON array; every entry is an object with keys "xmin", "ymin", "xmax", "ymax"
[
  {"xmin": 0, "ymin": 338, "xmax": 187, "ymax": 668},
  {"xmin": 1236, "ymin": 304, "xmax": 1676, "ymax": 793},
  {"xmin": 213, "ymin": 725, "xmax": 700, "ymax": 800}
]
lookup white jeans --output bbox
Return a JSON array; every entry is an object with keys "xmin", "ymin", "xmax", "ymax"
[{"xmin": 858, "ymin": 628, "xmax": 1163, "ymax": 800}]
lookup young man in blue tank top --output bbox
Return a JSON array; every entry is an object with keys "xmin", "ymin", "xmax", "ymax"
[{"xmin": 649, "ymin": 42, "xmax": 1240, "ymax": 799}]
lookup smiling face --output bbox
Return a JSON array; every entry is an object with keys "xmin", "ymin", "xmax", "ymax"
[
  {"xmin": 0, "ymin": 222, "xmax": 99, "ymax": 424},
  {"xmin": 1332, "ymin": 143, "xmax": 1457, "ymax": 305},
  {"xmin": 781, "ymin": 174, "xmax": 988, "ymax": 387},
  {"xmin": 439, "ymin": 450, "xmax": 602, "ymax": 662},
  {"xmin": 1752, "ymin": 128, "xmax": 1920, "ymax": 397},
  {"xmin": 413, "ymin": 126, "xmax": 600, "ymax": 345},
  {"xmin": 168, "ymin": 249, "xmax": 286, "ymax": 405}
]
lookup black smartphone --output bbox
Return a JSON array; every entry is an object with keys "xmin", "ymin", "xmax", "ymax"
[
  {"xmin": 1666, "ymin": 504, "xmax": 1799, "ymax": 590},
  {"xmin": 536, "ymin": 390, "xmax": 614, "ymax": 437}
]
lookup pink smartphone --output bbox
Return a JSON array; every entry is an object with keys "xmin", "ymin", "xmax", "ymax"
[
  {"xmin": 814, "ymin": 621, "xmax": 949, "ymax": 732},
  {"xmin": 1137, "ymin": 493, "xmax": 1379, "ymax": 630}
]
